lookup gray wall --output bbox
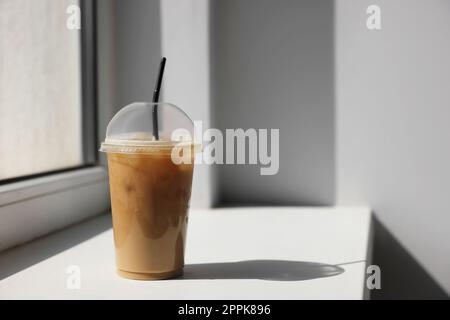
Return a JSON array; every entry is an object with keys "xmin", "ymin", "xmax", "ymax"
[
  {"xmin": 98, "ymin": 0, "xmax": 211, "ymax": 207},
  {"xmin": 113, "ymin": 0, "xmax": 162, "ymax": 107},
  {"xmin": 100, "ymin": 0, "xmax": 335, "ymax": 207},
  {"xmin": 160, "ymin": 0, "xmax": 214, "ymax": 207},
  {"xmin": 97, "ymin": 0, "xmax": 161, "ymax": 164},
  {"xmin": 336, "ymin": 0, "xmax": 450, "ymax": 296},
  {"xmin": 211, "ymin": 0, "xmax": 335, "ymax": 205}
]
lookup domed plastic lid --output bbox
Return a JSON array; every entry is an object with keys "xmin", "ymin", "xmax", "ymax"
[{"xmin": 100, "ymin": 102, "xmax": 197, "ymax": 154}]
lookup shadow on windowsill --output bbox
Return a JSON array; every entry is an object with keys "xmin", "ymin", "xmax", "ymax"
[
  {"xmin": 0, "ymin": 213, "xmax": 112, "ymax": 281},
  {"xmin": 182, "ymin": 260, "xmax": 344, "ymax": 281}
]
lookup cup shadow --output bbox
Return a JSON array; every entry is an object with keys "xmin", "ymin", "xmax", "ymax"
[{"xmin": 182, "ymin": 260, "xmax": 344, "ymax": 281}]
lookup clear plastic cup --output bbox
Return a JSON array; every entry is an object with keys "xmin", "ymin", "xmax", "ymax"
[{"xmin": 100, "ymin": 102, "xmax": 198, "ymax": 280}]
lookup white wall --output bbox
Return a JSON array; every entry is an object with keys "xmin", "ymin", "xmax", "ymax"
[
  {"xmin": 113, "ymin": 0, "xmax": 162, "ymax": 107},
  {"xmin": 211, "ymin": 0, "xmax": 335, "ymax": 205},
  {"xmin": 160, "ymin": 0, "xmax": 213, "ymax": 207},
  {"xmin": 98, "ymin": 0, "xmax": 212, "ymax": 208},
  {"xmin": 336, "ymin": 0, "xmax": 450, "ymax": 295},
  {"xmin": 101, "ymin": 0, "xmax": 334, "ymax": 208},
  {"xmin": 97, "ymin": 0, "xmax": 162, "ymax": 148}
]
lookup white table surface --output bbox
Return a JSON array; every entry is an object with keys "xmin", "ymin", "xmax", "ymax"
[{"xmin": 0, "ymin": 207, "xmax": 371, "ymax": 300}]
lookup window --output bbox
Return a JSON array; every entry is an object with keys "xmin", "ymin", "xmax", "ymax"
[
  {"xmin": 0, "ymin": 0, "xmax": 109, "ymax": 252},
  {"xmin": 0, "ymin": 0, "xmax": 95, "ymax": 182}
]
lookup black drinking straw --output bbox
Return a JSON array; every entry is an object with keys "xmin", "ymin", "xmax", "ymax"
[{"xmin": 152, "ymin": 57, "xmax": 166, "ymax": 140}]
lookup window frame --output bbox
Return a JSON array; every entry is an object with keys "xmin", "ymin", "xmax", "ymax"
[
  {"xmin": 0, "ymin": 0, "xmax": 110, "ymax": 252},
  {"xmin": 80, "ymin": 0, "xmax": 97, "ymax": 166}
]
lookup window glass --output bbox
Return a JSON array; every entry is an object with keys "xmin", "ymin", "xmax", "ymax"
[{"xmin": 0, "ymin": 0, "xmax": 82, "ymax": 180}]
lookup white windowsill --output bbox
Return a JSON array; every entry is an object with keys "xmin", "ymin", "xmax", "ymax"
[
  {"xmin": 0, "ymin": 167, "xmax": 110, "ymax": 251},
  {"xmin": 0, "ymin": 207, "xmax": 372, "ymax": 300}
]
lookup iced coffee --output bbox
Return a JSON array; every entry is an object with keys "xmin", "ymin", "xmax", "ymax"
[{"xmin": 100, "ymin": 102, "xmax": 197, "ymax": 280}]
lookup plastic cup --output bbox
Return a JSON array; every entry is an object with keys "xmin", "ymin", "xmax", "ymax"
[{"xmin": 100, "ymin": 102, "xmax": 198, "ymax": 280}]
